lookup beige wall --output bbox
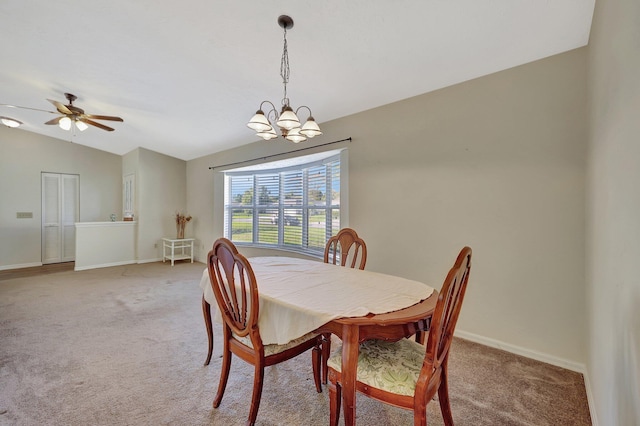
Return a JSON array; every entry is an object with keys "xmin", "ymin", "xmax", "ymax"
[
  {"xmin": 587, "ymin": 0, "xmax": 640, "ymax": 424},
  {"xmin": 135, "ymin": 148, "xmax": 187, "ymax": 262},
  {"xmin": 188, "ymin": 48, "xmax": 588, "ymax": 368},
  {"xmin": 0, "ymin": 127, "xmax": 122, "ymax": 268},
  {"xmin": 0, "ymin": 134, "xmax": 188, "ymax": 268}
]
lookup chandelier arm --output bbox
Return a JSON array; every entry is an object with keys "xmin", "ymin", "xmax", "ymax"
[
  {"xmin": 265, "ymin": 107, "xmax": 279, "ymax": 123},
  {"xmin": 294, "ymin": 105, "xmax": 313, "ymax": 119},
  {"xmin": 259, "ymin": 100, "xmax": 278, "ymax": 116}
]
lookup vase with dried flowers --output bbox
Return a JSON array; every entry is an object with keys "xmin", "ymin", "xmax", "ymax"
[{"xmin": 175, "ymin": 212, "xmax": 192, "ymax": 239}]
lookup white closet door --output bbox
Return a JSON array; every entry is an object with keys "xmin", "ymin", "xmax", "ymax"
[
  {"xmin": 61, "ymin": 174, "xmax": 79, "ymax": 261},
  {"xmin": 42, "ymin": 173, "xmax": 79, "ymax": 264},
  {"xmin": 42, "ymin": 173, "xmax": 61, "ymax": 263}
]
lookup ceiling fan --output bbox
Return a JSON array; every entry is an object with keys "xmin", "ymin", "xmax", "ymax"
[
  {"xmin": 44, "ymin": 93, "xmax": 123, "ymax": 132},
  {"xmin": 1, "ymin": 93, "xmax": 123, "ymax": 132}
]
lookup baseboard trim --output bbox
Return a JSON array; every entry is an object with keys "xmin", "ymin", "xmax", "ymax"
[
  {"xmin": 581, "ymin": 369, "xmax": 598, "ymax": 426},
  {"xmin": 74, "ymin": 260, "xmax": 137, "ymax": 271},
  {"xmin": 455, "ymin": 329, "xmax": 586, "ymax": 373},
  {"xmin": 0, "ymin": 262, "xmax": 43, "ymax": 271},
  {"xmin": 137, "ymin": 257, "xmax": 163, "ymax": 264}
]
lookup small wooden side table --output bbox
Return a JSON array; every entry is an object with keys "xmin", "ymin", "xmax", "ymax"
[{"xmin": 162, "ymin": 237, "xmax": 195, "ymax": 266}]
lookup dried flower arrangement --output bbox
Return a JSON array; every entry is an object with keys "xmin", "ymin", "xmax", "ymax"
[{"xmin": 175, "ymin": 212, "xmax": 192, "ymax": 239}]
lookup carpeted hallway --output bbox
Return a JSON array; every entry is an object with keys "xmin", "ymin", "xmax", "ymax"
[{"xmin": 0, "ymin": 261, "xmax": 591, "ymax": 425}]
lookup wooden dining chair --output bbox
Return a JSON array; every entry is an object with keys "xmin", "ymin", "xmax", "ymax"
[
  {"xmin": 207, "ymin": 238, "xmax": 323, "ymax": 426},
  {"xmin": 321, "ymin": 227, "xmax": 368, "ymax": 383},
  {"xmin": 327, "ymin": 246, "xmax": 472, "ymax": 426},
  {"xmin": 203, "ymin": 227, "xmax": 368, "ymax": 367},
  {"xmin": 324, "ymin": 227, "xmax": 367, "ymax": 270}
]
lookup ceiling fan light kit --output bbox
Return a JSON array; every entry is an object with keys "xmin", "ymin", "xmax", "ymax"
[
  {"xmin": 57, "ymin": 116, "xmax": 87, "ymax": 132},
  {"xmin": 247, "ymin": 15, "xmax": 322, "ymax": 143}
]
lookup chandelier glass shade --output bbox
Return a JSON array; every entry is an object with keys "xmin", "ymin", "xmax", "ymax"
[{"xmin": 247, "ymin": 15, "xmax": 322, "ymax": 143}]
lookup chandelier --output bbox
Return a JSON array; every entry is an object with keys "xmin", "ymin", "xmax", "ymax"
[{"xmin": 247, "ymin": 15, "xmax": 322, "ymax": 143}]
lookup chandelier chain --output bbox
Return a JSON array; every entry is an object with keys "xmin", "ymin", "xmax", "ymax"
[{"xmin": 280, "ymin": 26, "xmax": 290, "ymax": 107}]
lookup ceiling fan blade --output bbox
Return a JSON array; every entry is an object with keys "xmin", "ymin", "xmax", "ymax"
[
  {"xmin": 44, "ymin": 116, "xmax": 63, "ymax": 125},
  {"xmin": 0, "ymin": 103, "xmax": 57, "ymax": 114},
  {"xmin": 85, "ymin": 114, "xmax": 124, "ymax": 122},
  {"xmin": 81, "ymin": 118, "xmax": 115, "ymax": 132},
  {"xmin": 67, "ymin": 105, "xmax": 85, "ymax": 115},
  {"xmin": 47, "ymin": 99, "xmax": 73, "ymax": 115}
]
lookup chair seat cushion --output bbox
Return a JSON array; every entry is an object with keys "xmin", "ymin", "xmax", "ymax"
[
  {"xmin": 236, "ymin": 331, "xmax": 320, "ymax": 357},
  {"xmin": 327, "ymin": 338, "xmax": 425, "ymax": 396}
]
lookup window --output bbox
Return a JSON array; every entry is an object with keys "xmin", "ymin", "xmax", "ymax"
[{"xmin": 223, "ymin": 151, "xmax": 342, "ymax": 256}]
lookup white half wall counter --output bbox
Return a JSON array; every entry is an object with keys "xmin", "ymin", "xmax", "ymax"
[{"xmin": 75, "ymin": 221, "xmax": 137, "ymax": 271}]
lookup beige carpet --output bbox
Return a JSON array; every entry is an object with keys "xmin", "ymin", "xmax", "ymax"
[{"xmin": 0, "ymin": 261, "xmax": 591, "ymax": 425}]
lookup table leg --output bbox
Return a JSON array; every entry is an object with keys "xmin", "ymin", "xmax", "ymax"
[{"xmin": 341, "ymin": 324, "xmax": 359, "ymax": 426}]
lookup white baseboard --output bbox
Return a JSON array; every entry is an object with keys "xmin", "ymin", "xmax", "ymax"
[
  {"xmin": 74, "ymin": 260, "xmax": 137, "ymax": 271},
  {"xmin": 137, "ymin": 257, "xmax": 163, "ymax": 264},
  {"xmin": 454, "ymin": 329, "xmax": 586, "ymax": 373},
  {"xmin": 0, "ymin": 262, "xmax": 43, "ymax": 271},
  {"xmin": 138, "ymin": 258, "xmax": 203, "ymax": 266},
  {"xmin": 581, "ymin": 369, "xmax": 598, "ymax": 426}
]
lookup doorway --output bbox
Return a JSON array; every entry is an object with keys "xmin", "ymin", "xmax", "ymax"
[{"xmin": 41, "ymin": 173, "xmax": 79, "ymax": 264}]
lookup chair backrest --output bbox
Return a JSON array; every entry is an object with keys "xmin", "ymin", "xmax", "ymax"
[
  {"xmin": 207, "ymin": 238, "xmax": 259, "ymax": 339},
  {"xmin": 420, "ymin": 247, "xmax": 472, "ymax": 389},
  {"xmin": 323, "ymin": 228, "xmax": 367, "ymax": 270}
]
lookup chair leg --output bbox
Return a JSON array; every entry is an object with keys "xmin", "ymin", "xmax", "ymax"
[
  {"xmin": 328, "ymin": 369, "xmax": 341, "ymax": 426},
  {"xmin": 213, "ymin": 342, "xmax": 232, "ymax": 408},
  {"xmin": 312, "ymin": 343, "xmax": 322, "ymax": 392},
  {"xmin": 247, "ymin": 363, "xmax": 265, "ymax": 426},
  {"xmin": 413, "ymin": 404, "xmax": 428, "ymax": 426},
  {"xmin": 321, "ymin": 333, "xmax": 331, "ymax": 384},
  {"xmin": 438, "ymin": 362, "xmax": 454, "ymax": 426},
  {"xmin": 202, "ymin": 296, "xmax": 213, "ymax": 366}
]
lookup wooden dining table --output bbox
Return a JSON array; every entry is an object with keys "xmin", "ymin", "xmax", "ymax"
[{"xmin": 200, "ymin": 256, "xmax": 438, "ymax": 426}]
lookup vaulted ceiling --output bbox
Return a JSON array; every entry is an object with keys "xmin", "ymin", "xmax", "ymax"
[{"xmin": 0, "ymin": 1, "xmax": 594, "ymax": 160}]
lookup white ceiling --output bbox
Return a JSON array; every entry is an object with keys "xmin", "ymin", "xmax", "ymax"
[{"xmin": 0, "ymin": 1, "xmax": 594, "ymax": 161}]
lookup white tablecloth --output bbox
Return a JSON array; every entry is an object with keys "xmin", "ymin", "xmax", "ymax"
[{"xmin": 200, "ymin": 256, "xmax": 434, "ymax": 345}]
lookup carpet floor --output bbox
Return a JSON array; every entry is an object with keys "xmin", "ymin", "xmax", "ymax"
[{"xmin": 0, "ymin": 261, "xmax": 591, "ymax": 425}]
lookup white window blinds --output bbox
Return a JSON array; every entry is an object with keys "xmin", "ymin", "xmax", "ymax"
[{"xmin": 224, "ymin": 152, "xmax": 341, "ymax": 256}]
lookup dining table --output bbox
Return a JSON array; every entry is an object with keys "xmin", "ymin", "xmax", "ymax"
[{"xmin": 199, "ymin": 256, "xmax": 438, "ymax": 425}]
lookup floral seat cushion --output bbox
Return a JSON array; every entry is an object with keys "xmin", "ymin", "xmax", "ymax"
[
  {"xmin": 235, "ymin": 331, "xmax": 320, "ymax": 357},
  {"xmin": 327, "ymin": 338, "xmax": 426, "ymax": 396}
]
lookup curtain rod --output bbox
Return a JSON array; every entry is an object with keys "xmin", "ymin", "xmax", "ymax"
[{"xmin": 208, "ymin": 137, "xmax": 352, "ymax": 170}]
